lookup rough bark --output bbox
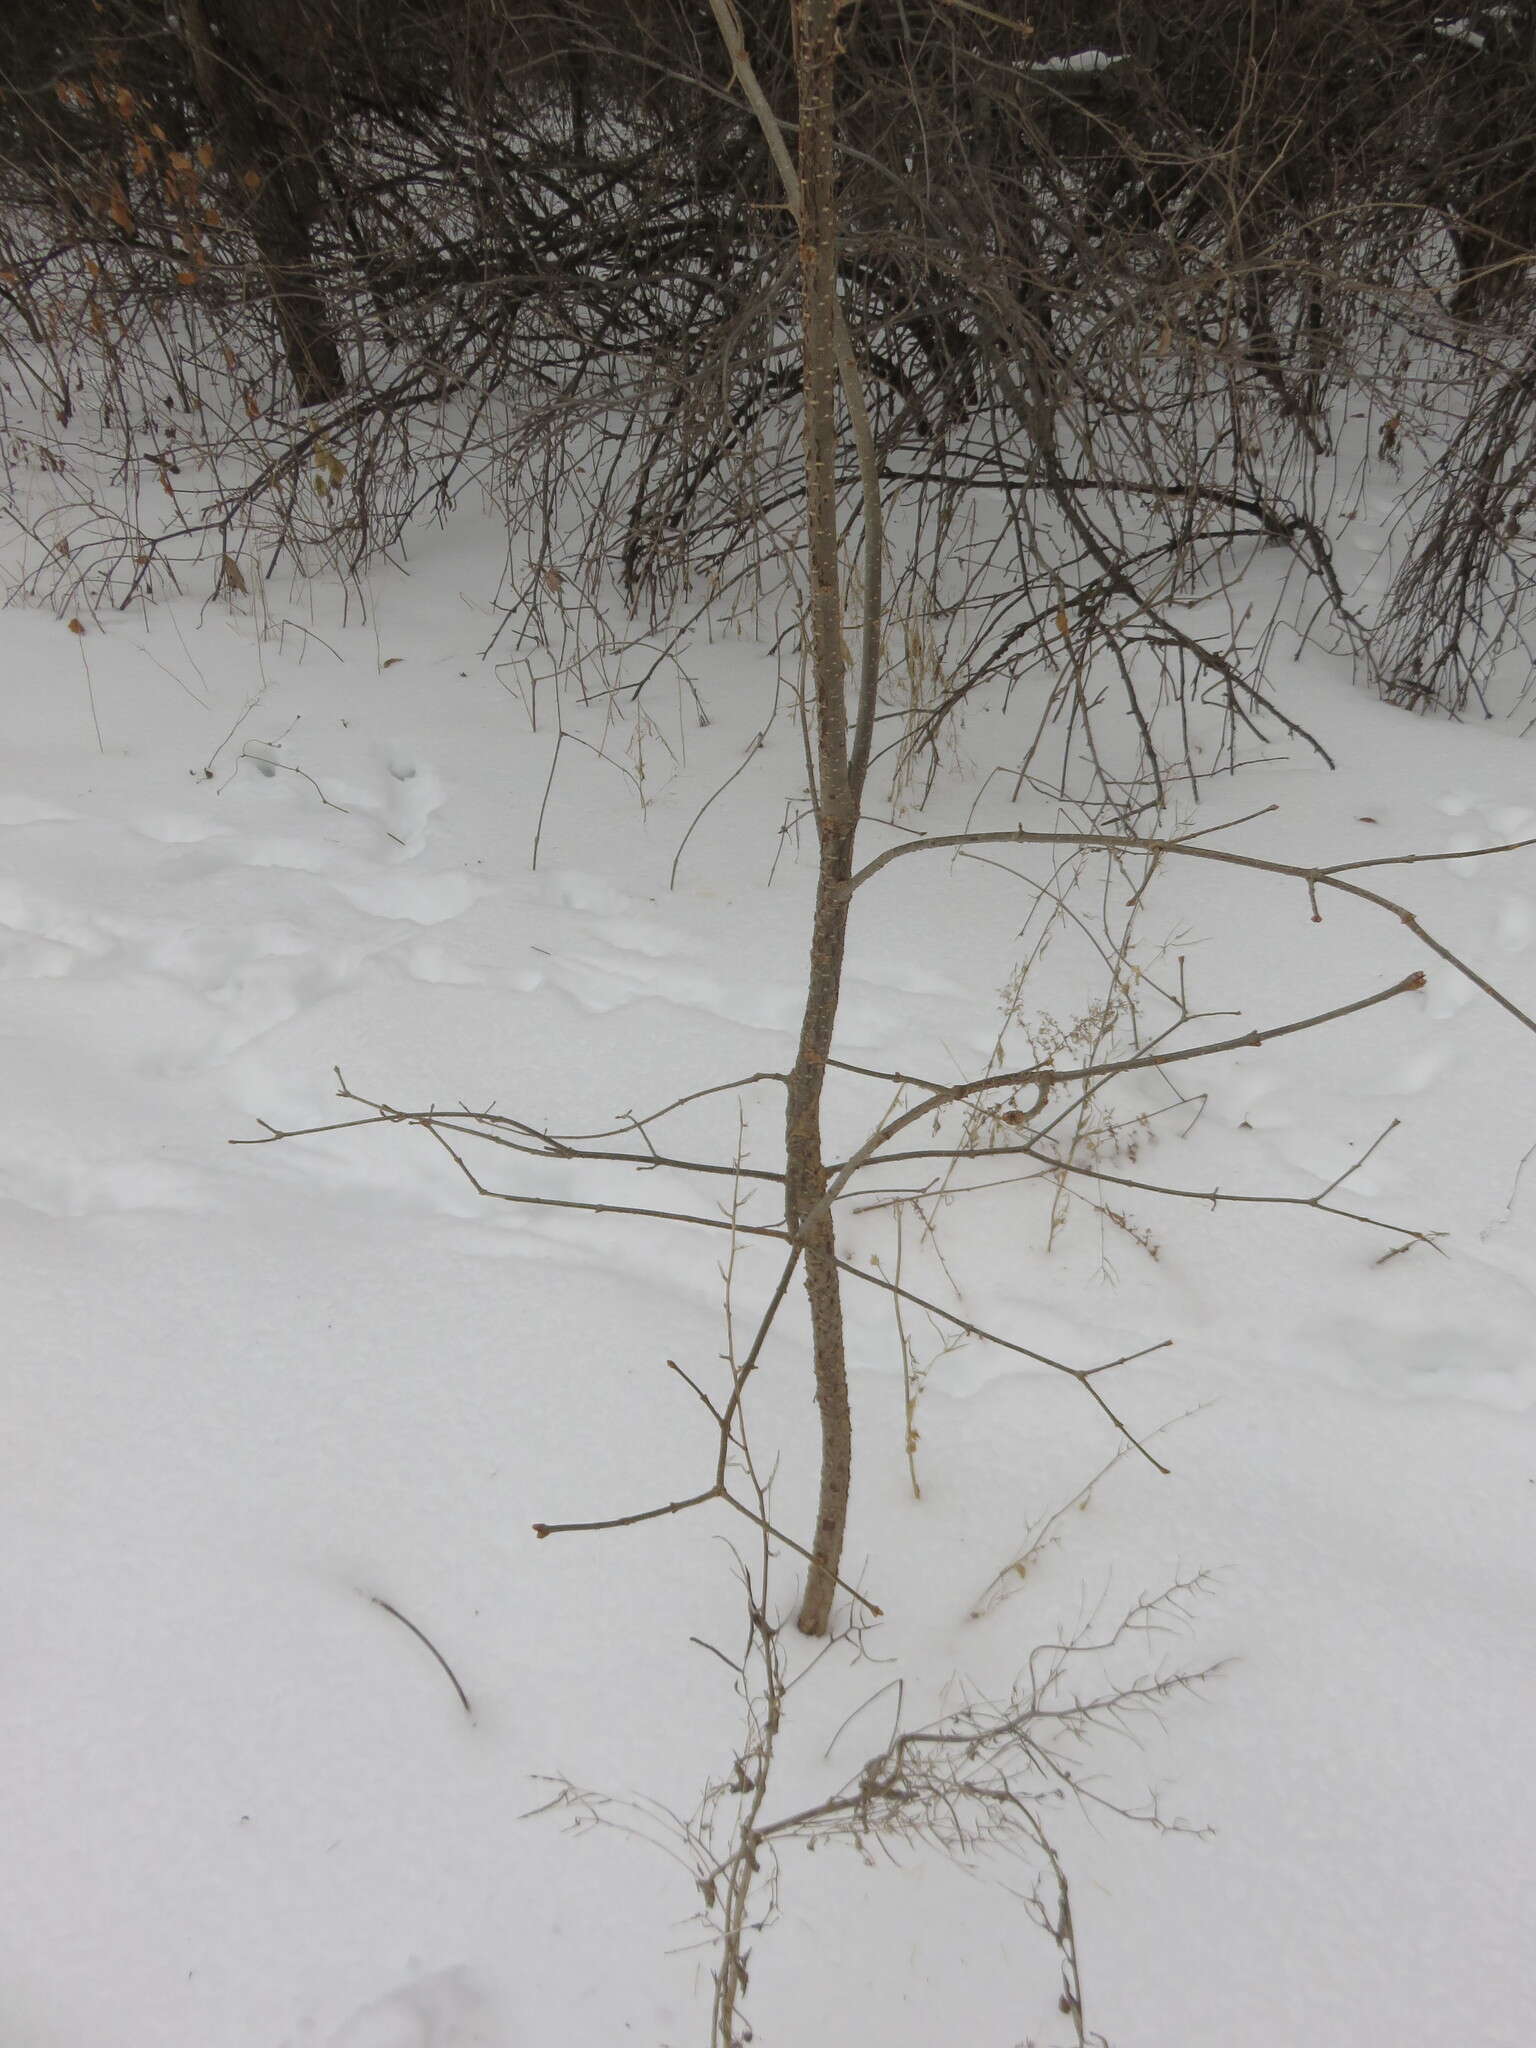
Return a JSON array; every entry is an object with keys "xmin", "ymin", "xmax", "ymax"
[
  {"xmin": 176, "ymin": 0, "xmax": 346, "ymax": 409},
  {"xmin": 784, "ymin": 838, "xmax": 855, "ymax": 1636},
  {"xmin": 787, "ymin": 0, "xmax": 855, "ymax": 1639}
]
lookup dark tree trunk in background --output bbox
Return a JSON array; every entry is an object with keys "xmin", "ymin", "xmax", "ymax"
[{"xmin": 177, "ymin": 0, "xmax": 344, "ymax": 408}]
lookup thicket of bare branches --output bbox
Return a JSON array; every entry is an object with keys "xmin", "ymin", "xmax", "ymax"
[{"xmin": 4, "ymin": 4, "xmax": 1536, "ymax": 729}]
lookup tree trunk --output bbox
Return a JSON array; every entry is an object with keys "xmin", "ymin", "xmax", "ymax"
[
  {"xmin": 248, "ymin": 166, "xmax": 347, "ymax": 409},
  {"xmin": 176, "ymin": 0, "xmax": 346, "ymax": 409},
  {"xmin": 785, "ymin": 835, "xmax": 855, "ymax": 1637},
  {"xmin": 706, "ymin": 0, "xmax": 865, "ymax": 1636},
  {"xmin": 789, "ymin": 0, "xmax": 855, "ymax": 1639}
]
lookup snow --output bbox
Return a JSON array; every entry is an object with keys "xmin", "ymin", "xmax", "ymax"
[
  {"xmin": 1436, "ymin": 17, "xmax": 1489, "ymax": 50},
  {"xmin": 1028, "ymin": 50, "xmax": 1126, "ymax": 75},
  {"xmin": 4, "ymin": 508, "xmax": 1536, "ymax": 2046}
]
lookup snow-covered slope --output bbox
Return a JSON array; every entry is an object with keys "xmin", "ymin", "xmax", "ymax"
[{"xmin": 4, "ymin": 523, "xmax": 1535, "ymax": 2046}]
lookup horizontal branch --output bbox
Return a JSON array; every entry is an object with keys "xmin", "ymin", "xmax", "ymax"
[
  {"xmin": 236, "ymin": 1072, "xmax": 791, "ymax": 1229},
  {"xmin": 819, "ymin": 972, "xmax": 1426, "ymax": 1225},
  {"xmin": 850, "ymin": 824, "xmax": 1536, "ymax": 1036},
  {"xmin": 416, "ymin": 1116, "xmax": 787, "ymax": 1241},
  {"xmin": 846, "ymin": 1127, "xmax": 1441, "ymax": 1248},
  {"xmin": 533, "ymin": 1480, "xmax": 880, "ymax": 1616}
]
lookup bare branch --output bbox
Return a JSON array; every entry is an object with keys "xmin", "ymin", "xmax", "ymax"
[
  {"xmin": 368, "ymin": 1595, "xmax": 473, "ymax": 1719},
  {"xmin": 820, "ymin": 972, "xmax": 1427, "ymax": 1223},
  {"xmin": 851, "ymin": 825, "xmax": 1536, "ymax": 1035},
  {"xmin": 837, "ymin": 1258, "xmax": 1173, "ymax": 1474}
]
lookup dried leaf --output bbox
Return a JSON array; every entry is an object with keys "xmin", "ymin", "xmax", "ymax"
[
  {"xmin": 67, "ymin": 617, "xmax": 85, "ymax": 636},
  {"xmin": 219, "ymin": 553, "xmax": 248, "ymax": 595}
]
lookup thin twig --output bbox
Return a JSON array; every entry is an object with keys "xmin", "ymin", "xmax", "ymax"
[
  {"xmin": 837, "ymin": 1257, "xmax": 1174, "ymax": 1473},
  {"xmin": 369, "ymin": 1595, "xmax": 473, "ymax": 1719}
]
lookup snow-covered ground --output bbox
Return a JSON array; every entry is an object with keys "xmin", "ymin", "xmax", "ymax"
[{"xmin": 5, "ymin": 507, "xmax": 1536, "ymax": 2046}]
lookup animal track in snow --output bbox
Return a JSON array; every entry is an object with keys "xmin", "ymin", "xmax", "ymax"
[
  {"xmin": 200, "ymin": 948, "xmax": 367, "ymax": 1059},
  {"xmin": 133, "ymin": 811, "xmax": 229, "ymax": 845},
  {"xmin": 0, "ymin": 877, "xmax": 112, "ymax": 973},
  {"xmin": 380, "ymin": 752, "xmax": 445, "ymax": 851},
  {"xmin": 548, "ymin": 868, "xmax": 634, "ymax": 917},
  {"xmin": 333, "ymin": 870, "xmax": 490, "ymax": 925},
  {"xmin": 317, "ymin": 749, "xmax": 447, "ymax": 853},
  {"xmin": 1434, "ymin": 791, "xmax": 1485, "ymax": 820},
  {"xmin": 1435, "ymin": 794, "xmax": 1536, "ymax": 881},
  {"xmin": 1444, "ymin": 828, "xmax": 1495, "ymax": 878},
  {"xmin": 398, "ymin": 940, "xmax": 485, "ymax": 987},
  {"xmin": 1495, "ymin": 894, "xmax": 1534, "ymax": 954},
  {"xmin": 0, "ymin": 1154, "xmax": 205, "ymax": 1221},
  {"xmin": 1361, "ymin": 1043, "xmax": 1451, "ymax": 1097},
  {"xmin": 237, "ymin": 836, "xmax": 342, "ymax": 875},
  {"xmin": 322, "ymin": 1968, "xmax": 499, "ymax": 2048},
  {"xmin": 588, "ymin": 913, "xmax": 693, "ymax": 959},
  {"xmin": 854, "ymin": 961, "xmax": 965, "ymax": 999},
  {"xmin": 1313, "ymin": 1311, "xmax": 1536, "ymax": 1411},
  {"xmin": 1422, "ymin": 966, "xmax": 1476, "ymax": 1021}
]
